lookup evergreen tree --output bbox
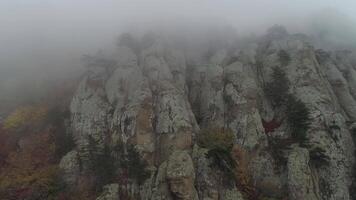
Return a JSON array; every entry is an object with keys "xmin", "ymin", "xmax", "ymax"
[
  {"xmin": 264, "ymin": 66, "xmax": 290, "ymax": 107},
  {"xmin": 87, "ymin": 136, "xmax": 116, "ymax": 191},
  {"xmin": 286, "ymin": 95, "xmax": 311, "ymax": 144},
  {"xmin": 122, "ymin": 145, "xmax": 150, "ymax": 185},
  {"xmin": 198, "ymin": 127, "xmax": 236, "ymax": 179},
  {"xmin": 95, "ymin": 145, "xmax": 116, "ymax": 188}
]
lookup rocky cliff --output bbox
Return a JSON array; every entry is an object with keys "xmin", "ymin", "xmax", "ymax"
[{"xmin": 60, "ymin": 26, "xmax": 356, "ymax": 200}]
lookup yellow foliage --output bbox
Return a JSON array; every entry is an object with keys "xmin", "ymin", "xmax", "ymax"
[
  {"xmin": 3, "ymin": 105, "xmax": 48, "ymax": 131},
  {"xmin": 0, "ymin": 164, "xmax": 59, "ymax": 190}
]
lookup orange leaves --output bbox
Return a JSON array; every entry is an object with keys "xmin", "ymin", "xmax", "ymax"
[{"xmin": 231, "ymin": 145, "xmax": 260, "ymax": 200}]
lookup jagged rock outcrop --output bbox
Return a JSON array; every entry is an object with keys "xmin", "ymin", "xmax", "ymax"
[
  {"xmin": 257, "ymin": 26, "xmax": 355, "ymax": 200},
  {"xmin": 62, "ymin": 26, "xmax": 356, "ymax": 200},
  {"xmin": 96, "ymin": 184, "xmax": 120, "ymax": 200},
  {"xmin": 287, "ymin": 146, "xmax": 319, "ymax": 200},
  {"xmin": 70, "ymin": 62, "xmax": 113, "ymax": 169},
  {"xmin": 59, "ymin": 150, "xmax": 80, "ymax": 185},
  {"xmin": 166, "ymin": 150, "xmax": 198, "ymax": 200}
]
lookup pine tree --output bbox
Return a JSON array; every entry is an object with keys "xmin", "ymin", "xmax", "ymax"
[
  {"xmin": 122, "ymin": 145, "xmax": 150, "ymax": 186},
  {"xmin": 264, "ymin": 66, "xmax": 290, "ymax": 107},
  {"xmin": 87, "ymin": 136, "xmax": 116, "ymax": 191},
  {"xmin": 286, "ymin": 95, "xmax": 311, "ymax": 144}
]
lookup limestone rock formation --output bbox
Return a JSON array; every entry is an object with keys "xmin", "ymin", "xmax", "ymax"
[
  {"xmin": 59, "ymin": 150, "xmax": 80, "ymax": 185},
  {"xmin": 96, "ymin": 184, "xmax": 120, "ymax": 200},
  {"xmin": 287, "ymin": 146, "xmax": 319, "ymax": 200},
  {"xmin": 62, "ymin": 26, "xmax": 356, "ymax": 200}
]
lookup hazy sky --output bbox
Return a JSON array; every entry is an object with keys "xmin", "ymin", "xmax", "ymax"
[{"xmin": 0, "ymin": 0, "xmax": 356, "ymax": 75}]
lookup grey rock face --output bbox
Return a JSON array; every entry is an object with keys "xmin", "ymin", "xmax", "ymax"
[
  {"xmin": 66, "ymin": 29, "xmax": 356, "ymax": 200},
  {"xmin": 258, "ymin": 31, "xmax": 355, "ymax": 200},
  {"xmin": 70, "ymin": 74, "xmax": 113, "ymax": 169},
  {"xmin": 96, "ymin": 184, "xmax": 120, "ymax": 200},
  {"xmin": 287, "ymin": 146, "xmax": 319, "ymax": 200},
  {"xmin": 59, "ymin": 150, "xmax": 80, "ymax": 185},
  {"xmin": 166, "ymin": 150, "xmax": 199, "ymax": 200},
  {"xmin": 224, "ymin": 59, "xmax": 267, "ymax": 149}
]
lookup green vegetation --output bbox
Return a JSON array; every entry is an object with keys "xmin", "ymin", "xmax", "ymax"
[
  {"xmin": 90, "ymin": 142, "xmax": 117, "ymax": 190},
  {"xmin": 264, "ymin": 66, "xmax": 311, "ymax": 145},
  {"xmin": 198, "ymin": 127, "xmax": 235, "ymax": 151},
  {"xmin": 198, "ymin": 127, "xmax": 236, "ymax": 178},
  {"xmin": 264, "ymin": 66, "xmax": 315, "ymax": 172},
  {"xmin": 122, "ymin": 145, "xmax": 150, "ymax": 185},
  {"xmin": 87, "ymin": 137, "xmax": 150, "ymax": 193},
  {"xmin": 264, "ymin": 66, "xmax": 290, "ymax": 107},
  {"xmin": 286, "ymin": 95, "xmax": 311, "ymax": 144}
]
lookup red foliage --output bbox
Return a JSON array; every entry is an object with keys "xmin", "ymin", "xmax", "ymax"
[{"xmin": 262, "ymin": 118, "xmax": 282, "ymax": 134}]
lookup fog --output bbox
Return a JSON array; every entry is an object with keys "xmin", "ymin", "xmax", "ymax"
[{"xmin": 1, "ymin": 0, "xmax": 356, "ymax": 107}]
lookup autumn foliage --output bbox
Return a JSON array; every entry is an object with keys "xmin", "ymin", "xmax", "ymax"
[
  {"xmin": 3, "ymin": 105, "xmax": 48, "ymax": 132},
  {"xmin": 0, "ymin": 128, "xmax": 61, "ymax": 199},
  {"xmin": 0, "ymin": 100, "xmax": 74, "ymax": 199},
  {"xmin": 231, "ymin": 145, "xmax": 261, "ymax": 200}
]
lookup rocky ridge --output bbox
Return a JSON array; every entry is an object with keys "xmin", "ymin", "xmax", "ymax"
[{"xmin": 60, "ymin": 26, "xmax": 356, "ymax": 200}]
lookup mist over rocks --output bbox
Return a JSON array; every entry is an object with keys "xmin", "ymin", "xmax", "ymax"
[
  {"xmin": 58, "ymin": 25, "xmax": 356, "ymax": 199},
  {"xmin": 1, "ymin": 1, "xmax": 356, "ymax": 199}
]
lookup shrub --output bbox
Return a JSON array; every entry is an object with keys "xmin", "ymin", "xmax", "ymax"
[
  {"xmin": 198, "ymin": 127, "xmax": 236, "ymax": 178},
  {"xmin": 264, "ymin": 66, "xmax": 290, "ymax": 107},
  {"xmin": 198, "ymin": 127, "xmax": 235, "ymax": 152},
  {"xmin": 231, "ymin": 145, "xmax": 260, "ymax": 200},
  {"xmin": 278, "ymin": 50, "xmax": 291, "ymax": 66},
  {"xmin": 286, "ymin": 95, "xmax": 311, "ymax": 144},
  {"xmin": 206, "ymin": 148, "xmax": 236, "ymax": 178}
]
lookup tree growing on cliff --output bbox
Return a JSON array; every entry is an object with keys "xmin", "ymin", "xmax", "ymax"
[
  {"xmin": 86, "ymin": 136, "xmax": 117, "ymax": 191},
  {"xmin": 286, "ymin": 95, "xmax": 311, "ymax": 144},
  {"xmin": 264, "ymin": 66, "xmax": 290, "ymax": 107},
  {"xmin": 198, "ymin": 127, "xmax": 236, "ymax": 178},
  {"xmin": 121, "ymin": 144, "xmax": 150, "ymax": 186},
  {"xmin": 264, "ymin": 66, "xmax": 311, "ymax": 146}
]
